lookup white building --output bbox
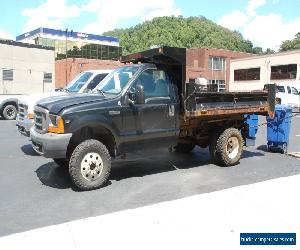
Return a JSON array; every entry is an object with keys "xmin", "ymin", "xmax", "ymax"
[
  {"xmin": 0, "ymin": 40, "xmax": 55, "ymax": 94},
  {"xmin": 229, "ymin": 49, "xmax": 300, "ymax": 91}
]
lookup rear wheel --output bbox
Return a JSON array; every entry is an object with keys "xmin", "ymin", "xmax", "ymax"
[
  {"xmin": 2, "ymin": 104, "xmax": 17, "ymax": 120},
  {"xmin": 210, "ymin": 128, "xmax": 243, "ymax": 167},
  {"xmin": 174, "ymin": 143, "xmax": 195, "ymax": 153},
  {"xmin": 69, "ymin": 139, "xmax": 111, "ymax": 191}
]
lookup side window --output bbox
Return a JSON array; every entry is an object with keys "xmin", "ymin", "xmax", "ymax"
[
  {"xmin": 276, "ymin": 86, "xmax": 285, "ymax": 93},
  {"xmin": 134, "ymin": 69, "xmax": 170, "ymax": 102},
  {"xmin": 292, "ymin": 87, "xmax": 299, "ymax": 95},
  {"xmin": 87, "ymin": 73, "xmax": 108, "ymax": 90},
  {"xmin": 287, "ymin": 86, "xmax": 291, "ymax": 94}
]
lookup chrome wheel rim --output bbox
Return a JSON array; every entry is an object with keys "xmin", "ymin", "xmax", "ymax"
[
  {"xmin": 226, "ymin": 137, "xmax": 239, "ymax": 159},
  {"xmin": 6, "ymin": 107, "xmax": 15, "ymax": 118},
  {"xmin": 81, "ymin": 152, "xmax": 103, "ymax": 182}
]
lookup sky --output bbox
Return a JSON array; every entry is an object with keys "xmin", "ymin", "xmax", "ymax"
[{"xmin": 0, "ymin": 0, "xmax": 299, "ymax": 50}]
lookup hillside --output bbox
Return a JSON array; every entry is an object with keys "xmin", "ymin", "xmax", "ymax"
[{"xmin": 103, "ymin": 16, "xmax": 261, "ymax": 55}]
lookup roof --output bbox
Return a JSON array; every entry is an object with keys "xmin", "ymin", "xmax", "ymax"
[
  {"xmin": 16, "ymin": 27, "xmax": 119, "ymax": 43},
  {"xmin": 0, "ymin": 39, "xmax": 54, "ymax": 51},
  {"xmin": 121, "ymin": 46, "xmax": 187, "ymax": 65},
  {"xmin": 232, "ymin": 49, "xmax": 300, "ymax": 62},
  {"xmin": 188, "ymin": 47, "xmax": 254, "ymax": 56}
]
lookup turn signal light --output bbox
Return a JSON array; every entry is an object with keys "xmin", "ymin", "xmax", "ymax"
[{"xmin": 48, "ymin": 116, "xmax": 65, "ymax": 134}]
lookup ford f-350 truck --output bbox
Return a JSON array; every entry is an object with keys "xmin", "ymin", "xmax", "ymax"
[{"xmin": 30, "ymin": 47, "xmax": 275, "ymax": 191}]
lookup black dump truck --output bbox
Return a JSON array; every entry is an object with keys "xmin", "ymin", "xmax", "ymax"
[{"xmin": 30, "ymin": 46, "xmax": 275, "ymax": 190}]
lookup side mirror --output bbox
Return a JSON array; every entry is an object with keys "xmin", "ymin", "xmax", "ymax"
[{"xmin": 135, "ymin": 84, "xmax": 145, "ymax": 104}]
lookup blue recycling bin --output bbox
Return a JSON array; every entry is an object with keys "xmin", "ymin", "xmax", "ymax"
[
  {"xmin": 244, "ymin": 114, "xmax": 258, "ymax": 146},
  {"xmin": 267, "ymin": 104, "xmax": 292, "ymax": 153}
]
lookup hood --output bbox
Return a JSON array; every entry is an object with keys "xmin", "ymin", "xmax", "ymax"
[
  {"xmin": 18, "ymin": 92, "xmax": 68, "ymax": 109},
  {"xmin": 37, "ymin": 93, "xmax": 107, "ymax": 114}
]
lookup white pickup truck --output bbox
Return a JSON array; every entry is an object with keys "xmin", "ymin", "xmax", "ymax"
[
  {"xmin": 0, "ymin": 94, "xmax": 23, "ymax": 120},
  {"xmin": 275, "ymin": 84, "xmax": 300, "ymax": 107},
  {"xmin": 16, "ymin": 69, "xmax": 112, "ymax": 136}
]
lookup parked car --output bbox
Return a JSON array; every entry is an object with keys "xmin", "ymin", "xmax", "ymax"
[
  {"xmin": 264, "ymin": 84, "xmax": 300, "ymax": 107},
  {"xmin": 30, "ymin": 46, "xmax": 275, "ymax": 191},
  {"xmin": 16, "ymin": 70, "xmax": 112, "ymax": 136},
  {"xmin": 0, "ymin": 94, "xmax": 23, "ymax": 120}
]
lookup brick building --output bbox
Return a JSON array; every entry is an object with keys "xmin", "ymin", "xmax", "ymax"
[
  {"xmin": 55, "ymin": 58, "xmax": 122, "ymax": 88},
  {"xmin": 186, "ymin": 48, "xmax": 253, "ymax": 91}
]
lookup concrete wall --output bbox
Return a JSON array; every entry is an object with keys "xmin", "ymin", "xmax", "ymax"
[
  {"xmin": 229, "ymin": 50, "xmax": 300, "ymax": 91},
  {"xmin": 0, "ymin": 43, "xmax": 55, "ymax": 94},
  {"xmin": 55, "ymin": 58, "xmax": 122, "ymax": 88}
]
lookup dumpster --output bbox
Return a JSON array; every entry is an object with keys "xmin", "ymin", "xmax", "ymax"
[
  {"xmin": 244, "ymin": 114, "xmax": 258, "ymax": 146},
  {"xmin": 267, "ymin": 104, "xmax": 292, "ymax": 153}
]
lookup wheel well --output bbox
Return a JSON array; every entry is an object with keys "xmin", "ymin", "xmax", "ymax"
[
  {"xmin": 2, "ymin": 101, "xmax": 18, "ymax": 111},
  {"xmin": 67, "ymin": 126, "xmax": 116, "ymax": 158}
]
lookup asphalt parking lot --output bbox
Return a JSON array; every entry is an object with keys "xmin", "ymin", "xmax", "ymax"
[{"xmin": 0, "ymin": 116, "xmax": 300, "ymax": 237}]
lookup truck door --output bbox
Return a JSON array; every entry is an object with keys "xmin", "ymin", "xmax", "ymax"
[{"xmin": 122, "ymin": 68, "xmax": 179, "ymax": 151}]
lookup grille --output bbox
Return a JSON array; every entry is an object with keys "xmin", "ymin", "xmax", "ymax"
[
  {"xmin": 18, "ymin": 103, "xmax": 28, "ymax": 120},
  {"xmin": 34, "ymin": 107, "xmax": 47, "ymax": 133}
]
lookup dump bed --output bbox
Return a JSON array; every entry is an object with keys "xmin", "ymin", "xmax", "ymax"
[{"xmin": 184, "ymin": 88, "xmax": 271, "ymax": 119}]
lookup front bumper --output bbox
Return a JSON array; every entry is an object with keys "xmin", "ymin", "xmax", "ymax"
[
  {"xmin": 30, "ymin": 127, "xmax": 72, "ymax": 159},
  {"xmin": 16, "ymin": 115, "xmax": 33, "ymax": 137}
]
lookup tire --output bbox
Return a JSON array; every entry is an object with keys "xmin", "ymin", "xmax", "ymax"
[
  {"xmin": 69, "ymin": 139, "xmax": 111, "ymax": 191},
  {"xmin": 53, "ymin": 158, "xmax": 69, "ymax": 168},
  {"xmin": 214, "ymin": 128, "xmax": 243, "ymax": 167},
  {"xmin": 174, "ymin": 143, "xmax": 195, "ymax": 153},
  {"xmin": 2, "ymin": 104, "xmax": 17, "ymax": 120}
]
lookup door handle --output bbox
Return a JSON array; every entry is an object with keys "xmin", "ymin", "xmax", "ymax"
[{"xmin": 169, "ymin": 105, "xmax": 175, "ymax": 116}]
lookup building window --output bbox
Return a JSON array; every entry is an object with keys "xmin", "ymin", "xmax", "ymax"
[
  {"xmin": 208, "ymin": 79, "xmax": 226, "ymax": 92},
  {"xmin": 55, "ymin": 43, "xmax": 121, "ymax": 61},
  {"xmin": 209, "ymin": 57, "xmax": 225, "ymax": 71},
  {"xmin": 234, "ymin": 68, "xmax": 260, "ymax": 81},
  {"xmin": 271, "ymin": 64, "xmax": 297, "ymax": 80},
  {"xmin": 2, "ymin": 69, "xmax": 13, "ymax": 81},
  {"xmin": 43, "ymin": 73, "xmax": 52, "ymax": 83}
]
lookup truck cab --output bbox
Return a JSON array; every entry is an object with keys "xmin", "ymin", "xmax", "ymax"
[{"xmin": 31, "ymin": 63, "xmax": 179, "ymax": 157}]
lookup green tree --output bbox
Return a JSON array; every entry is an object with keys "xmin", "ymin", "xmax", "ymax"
[
  {"xmin": 280, "ymin": 33, "xmax": 300, "ymax": 51},
  {"xmin": 104, "ymin": 16, "xmax": 259, "ymax": 55}
]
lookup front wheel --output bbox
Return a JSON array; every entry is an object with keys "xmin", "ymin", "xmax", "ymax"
[
  {"xmin": 69, "ymin": 139, "xmax": 111, "ymax": 191},
  {"xmin": 2, "ymin": 104, "xmax": 17, "ymax": 120}
]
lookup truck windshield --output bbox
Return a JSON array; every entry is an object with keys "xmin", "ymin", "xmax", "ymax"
[
  {"xmin": 94, "ymin": 66, "xmax": 139, "ymax": 95},
  {"xmin": 64, "ymin": 72, "xmax": 93, "ymax": 92}
]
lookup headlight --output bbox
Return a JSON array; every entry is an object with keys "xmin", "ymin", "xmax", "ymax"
[{"xmin": 48, "ymin": 114, "xmax": 65, "ymax": 133}]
